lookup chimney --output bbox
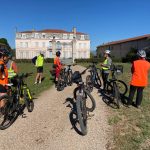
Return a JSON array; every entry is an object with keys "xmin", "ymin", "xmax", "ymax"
[{"xmin": 72, "ymin": 27, "xmax": 76, "ymax": 34}]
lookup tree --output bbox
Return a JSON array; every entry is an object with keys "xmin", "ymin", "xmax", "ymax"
[{"xmin": 0, "ymin": 38, "xmax": 11, "ymax": 49}]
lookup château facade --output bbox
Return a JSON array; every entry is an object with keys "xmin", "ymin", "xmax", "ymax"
[{"xmin": 15, "ymin": 28, "xmax": 90, "ymax": 59}]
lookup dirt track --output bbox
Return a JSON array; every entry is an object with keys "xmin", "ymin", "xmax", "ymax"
[{"xmin": 0, "ymin": 65, "xmax": 112, "ymax": 150}]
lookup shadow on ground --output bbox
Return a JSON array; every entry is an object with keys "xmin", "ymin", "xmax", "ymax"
[{"xmin": 98, "ymin": 89, "xmax": 129, "ymax": 109}]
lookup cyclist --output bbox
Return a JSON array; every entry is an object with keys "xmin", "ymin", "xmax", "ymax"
[
  {"xmin": 101, "ymin": 49, "xmax": 112, "ymax": 91},
  {"xmin": 6, "ymin": 55, "xmax": 18, "ymax": 79},
  {"xmin": 127, "ymin": 49, "xmax": 150, "ymax": 108},
  {"xmin": 54, "ymin": 51, "xmax": 62, "ymax": 85},
  {"xmin": 34, "ymin": 52, "xmax": 44, "ymax": 84},
  {"xmin": 0, "ymin": 49, "xmax": 10, "ymax": 113}
]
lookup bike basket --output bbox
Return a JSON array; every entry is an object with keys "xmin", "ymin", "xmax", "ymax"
[
  {"xmin": 72, "ymin": 71, "xmax": 82, "ymax": 84},
  {"xmin": 116, "ymin": 65, "xmax": 123, "ymax": 74}
]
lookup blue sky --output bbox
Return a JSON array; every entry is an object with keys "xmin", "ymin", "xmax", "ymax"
[{"xmin": 0, "ymin": 0, "xmax": 150, "ymax": 50}]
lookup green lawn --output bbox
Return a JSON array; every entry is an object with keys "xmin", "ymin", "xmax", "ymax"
[
  {"xmin": 17, "ymin": 63, "xmax": 54, "ymax": 97},
  {"xmin": 79, "ymin": 62, "xmax": 150, "ymax": 150}
]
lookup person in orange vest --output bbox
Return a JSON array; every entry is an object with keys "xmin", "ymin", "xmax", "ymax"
[
  {"xmin": 0, "ymin": 49, "xmax": 10, "ymax": 114},
  {"xmin": 54, "ymin": 51, "xmax": 62, "ymax": 85},
  {"xmin": 127, "ymin": 49, "xmax": 150, "ymax": 108}
]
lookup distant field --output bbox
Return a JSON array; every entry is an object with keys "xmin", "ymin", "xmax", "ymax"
[
  {"xmin": 17, "ymin": 63, "xmax": 54, "ymax": 97},
  {"xmin": 79, "ymin": 62, "xmax": 150, "ymax": 150}
]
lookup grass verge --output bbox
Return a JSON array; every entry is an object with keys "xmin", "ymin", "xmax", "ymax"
[{"xmin": 17, "ymin": 62, "xmax": 54, "ymax": 97}]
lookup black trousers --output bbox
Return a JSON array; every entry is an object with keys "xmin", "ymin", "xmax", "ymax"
[
  {"xmin": 128, "ymin": 85, "xmax": 144, "ymax": 106},
  {"xmin": 101, "ymin": 70, "xmax": 109, "ymax": 90}
]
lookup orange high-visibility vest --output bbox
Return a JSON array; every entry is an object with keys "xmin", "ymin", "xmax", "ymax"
[
  {"xmin": 0, "ymin": 60, "xmax": 8, "ymax": 85},
  {"xmin": 130, "ymin": 59, "xmax": 150, "ymax": 87}
]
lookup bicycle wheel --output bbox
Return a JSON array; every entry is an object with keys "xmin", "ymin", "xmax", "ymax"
[
  {"xmin": 113, "ymin": 83, "xmax": 120, "ymax": 109},
  {"xmin": 0, "ymin": 95, "xmax": 18, "ymax": 130},
  {"xmin": 76, "ymin": 95, "xmax": 87, "ymax": 135},
  {"xmin": 109, "ymin": 80, "xmax": 128, "ymax": 96},
  {"xmin": 95, "ymin": 74, "xmax": 102, "ymax": 88},
  {"xmin": 24, "ymin": 88, "xmax": 34, "ymax": 112},
  {"xmin": 86, "ymin": 75, "xmax": 93, "ymax": 92},
  {"xmin": 57, "ymin": 76, "xmax": 65, "ymax": 91},
  {"xmin": 73, "ymin": 87, "xmax": 96, "ymax": 112},
  {"xmin": 67, "ymin": 70, "xmax": 73, "ymax": 86}
]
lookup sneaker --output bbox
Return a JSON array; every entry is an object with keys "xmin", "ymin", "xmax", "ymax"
[
  {"xmin": 136, "ymin": 105, "xmax": 141, "ymax": 109},
  {"xmin": 34, "ymin": 82, "xmax": 37, "ymax": 85},
  {"xmin": 39, "ymin": 81, "xmax": 41, "ymax": 84}
]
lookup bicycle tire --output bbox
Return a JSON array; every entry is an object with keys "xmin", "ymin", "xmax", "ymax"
[
  {"xmin": 86, "ymin": 75, "xmax": 93, "ymax": 92},
  {"xmin": 95, "ymin": 74, "xmax": 102, "ymax": 88},
  {"xmin": 73, "ymin": 87, "xmax": 96, "ymax": 112},
  {"xmin": 67, "ymin": 70, "xmax": 73, "ymax": 86},
  {"xmin": 76, "ymin": 95, "xmax": 87, "ymax": 135},
  {"xmin": 0, "ymin": 95, "xmax": 18, "ymax": 130},
  {"xmin": 24, "ymin": 88, "xmax": 34, "ymax": 112},
  {"xmin": 57, "ymin": 76, "xmax": 65, "ymax": 91},
  {"xmin": 113, "ymin": 83, "xmax": 120, "ymax": 108},
  {"xmin": 109, "ymin": 80, "xmax": 128, "ymax": 96}
]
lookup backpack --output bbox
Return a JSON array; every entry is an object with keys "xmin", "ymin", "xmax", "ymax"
[{"xmin": 32, "ymin": 56, "xmax": 37, "ymax": 65}]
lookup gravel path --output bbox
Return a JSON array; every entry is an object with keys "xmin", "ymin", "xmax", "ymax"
[{"xmin": 0, "ymin": 65, "xmax": 112, "ymax": 150}]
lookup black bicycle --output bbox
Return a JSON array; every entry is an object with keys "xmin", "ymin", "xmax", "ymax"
[
  {"xmin": 72, "ymin": 68, "xmax": 96, "ymax": 135},
  {"xmin": 105, "ymin": 64, "xmax": 128, "ymax": 108},
  {"xmin": 0, "ymin": 73, "xmax": 34, "ymax": 130},
  {"xmin": 86, "ymin": 62, "xmax": 102, "ymax": 92},
  {"xmin": 56, "ymin": 64, "xmax": 74, "ymax": 91}
]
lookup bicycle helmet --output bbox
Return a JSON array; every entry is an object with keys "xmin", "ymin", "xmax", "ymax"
[
  {"xmin": 137, "ymin": 49, "xmax": 146, "ymax": 58},
  {"xmin": 104, "ymin": 50, "xmax": 111, "ymax": 54},
  {"xmin": 56, "ymin": 51, "xmax": 61, "ymax": 57}
]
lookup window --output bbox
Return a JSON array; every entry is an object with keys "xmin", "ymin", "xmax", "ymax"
[
  {"xmin": 63, "ymin": 34, "xmax": 67, "ymax": 39},
  {"xmin": 20, "ymin": 42, "xmax": 23, "ymax": 47},
  {"xmin": 56, "ymin": 41, "xmax": 62, "ymax": 50},
  {"xmin": 20, "ymin": 52, "xmax": 23, "ymax": 58},
  {"xmin": 79, "ymin": 43, "xmax": 82, "ymax": 48},
  {"xmin": 70, "ymin": 34, "xmax": 73, "ymax": 39},
  {"xmin": 35, "ymin": 42, "xmax": 39, "ymax": 47},
  {"xmin": 42, "ymin": 42, "xmax": 45, "ymax": 47},
  {"xmin": 26, "ymin": 52, "xmax": 29, "ymax": 58},
  {"xmin": 16, "ymin": 33, "xmax": 21, "ymax": 38},
  {"xmin": 84, "ymin": 52, "xmax": 86, "ymax": 58},
  {"xmin": 81, "ymin": 35, "xmax": 85, "ymax": 40},
  {"xmin": 35, "ymin": 33, "xmax": 39, "ymax": 38},
  {"xmin": 22, "ymin": 34, "xmax": 26, "ymax": 39},
  {"xmin": 42, "ymin": 33, "xmax": 46, "ymax": 38},
  {"xmin": 25, "ymin": 42, "xmax": 28, "ymax": 48}
]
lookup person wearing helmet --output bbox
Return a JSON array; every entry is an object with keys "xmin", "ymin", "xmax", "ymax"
[
  {"xmin": 54, "ymin": 51, "xmax": 62, "ymax": 85},
  {"xmin": 34, "ymin": 52, "xmax": 44, "ymax": 84},
  {"xmin": 101, "ymin": 49, "xmax": 112, "ymax": 91},
  {"xmin": 127, "ymin": 49, "xmax": 150, "ymax": 108},
  {"xmin": 0, "ymin": 49, "xmax": 9, "ymax": 114}
]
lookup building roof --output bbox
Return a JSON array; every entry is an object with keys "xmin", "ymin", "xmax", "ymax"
[
  {"xmin": 97, "ymin": 34, "xmax": 150, "ymax": 48},
  {"xmin": 19, "ymin": 29, "xmax": 87, "ymax": 35}
]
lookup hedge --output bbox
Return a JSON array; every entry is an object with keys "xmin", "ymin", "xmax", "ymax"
[
  {"xmin": 74, "ymin": 58, "xmax": 122, "ymax": 63},
  {"xmin": 15, "ymin": 58, "xmax": 54, "ymax": 63}
]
